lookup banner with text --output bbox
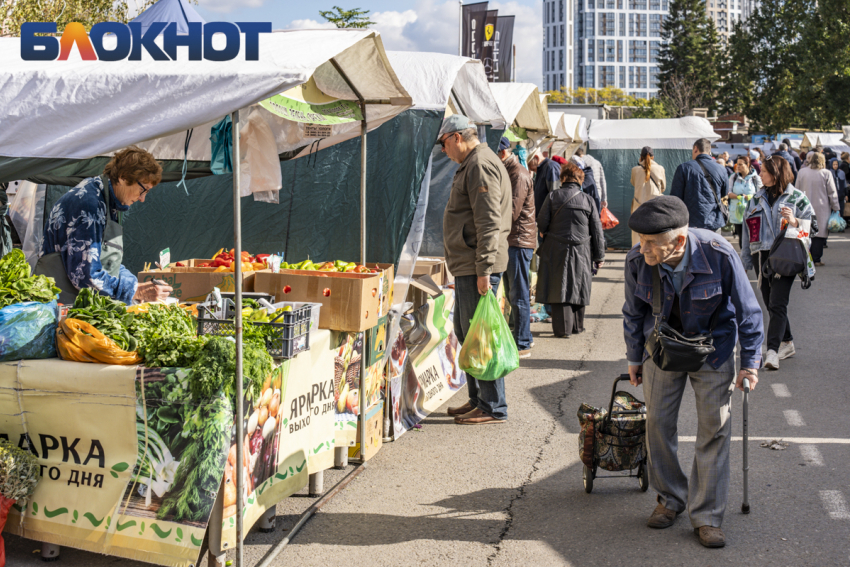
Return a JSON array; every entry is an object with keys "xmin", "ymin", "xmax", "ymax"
[
  {"xmin": 461, "ymin": 2, "xmax": 489, "ymax": 60},
  {"xmin": 494, "ymin": 16, "xmax": 515, "ymax": 82}
]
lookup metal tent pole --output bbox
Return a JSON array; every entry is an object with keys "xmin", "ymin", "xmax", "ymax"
[
  {"xmin": 232, "ymin": 109, "xmax": 245, "ymax": 567},
  {"xmin": 360, "ymin": 102, "xmax": 367, "ymax": 266},
  {"xmin": 458, "ymin": 1, "xmax": 463, "ymax": 56}
]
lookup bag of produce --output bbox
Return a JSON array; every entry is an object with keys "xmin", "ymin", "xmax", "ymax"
[
  {"xmin": 57, "ymin": 318, "xmax": 142, "ymax": 365},
  {"xmin": 458, "ymin": 292, "xmax": 519, "ymax": 381},
  {"xmin": 0, "ymin": 300, "xmax": 58, "ymax": 361},
  {"xmin": 0, "ymin": 438, "xmax": 40, "ymax": 567},
  {"xmin": 828, "ymin": 210, "xmax": 846, "ymax": 233},
  {"xmin": 600, "ymin": 206, "xmax": 619, "ymax": 230}
]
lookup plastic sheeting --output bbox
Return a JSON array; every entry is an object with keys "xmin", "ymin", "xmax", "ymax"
[
  {"xmin": 588, "ymin": 117, "xmax": 719, "ymax": 150},
  {"xmin": 0, "ymin": 30, "xmax": 411, "ymax": 181},
  {"xmin": 588, "ymin": 148, "xmax": 692, "ymax": 249},
  {"xmin": 8, "ymin": 181, "xmax": 46, "ymax": 269},
  {"xmin": 116, "ymin": 109, "xmax": 442, "ymax": 273},
  {"xmin": 387, "ymin": 52, "xmax": 505, "ymax": 129}
]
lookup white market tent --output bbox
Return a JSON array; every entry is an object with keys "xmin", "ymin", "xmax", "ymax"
[
  {"xmin": 800, "ymin": 132, "xmax": 850, "ymax": 154},
  {"xmin": 546, "ymin": 112, "xmax": 588, "ymax": 158},
  {"xmin": 489, "ymin": 82, "xmax": 551, "ymax": 147},
  {"xmin": 0, "ymin": 30, "xmax": 411, "ymax": 180},
  {"xmin": 0, "ymin": 28, "xmax": 412, "ymax": 566},
  {"xmin": 588, "ymin": 116, "xmax": 720, "ymax": 150},
  {"xmin": 843, "ymin": 126, "xmax": 850, "ymax": 146},
  {"xmin": 588, "ymin": 117, "xmax": 719, "ymax": 249}
]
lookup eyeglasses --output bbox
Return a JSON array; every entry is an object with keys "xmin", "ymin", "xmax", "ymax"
[
  {"xmin": 439, "ymin": 133, "xmax": 457, "ymax": 148},
  {"xmin": 137, "ymin": 181, "xmax": 151, "ymax": 197}
]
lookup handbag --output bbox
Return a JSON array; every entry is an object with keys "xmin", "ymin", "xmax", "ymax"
[
  {"xmin": 696, "ymin": 159, "xmax": 730, "ymax": 225},
  {"xmin": 644, "ymin": 266, "xmax": 718, "ymax": 373},
  {"xmin": 763, "ymin": 225, "xmax": 812, "ymax": 289}
]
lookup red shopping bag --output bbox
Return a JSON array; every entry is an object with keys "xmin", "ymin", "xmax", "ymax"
[
  {"xmin": 600, "ymin": 206, "xmax": 619, "ymax": 230},
  {"xmin": 0, "ymin": 495, "xmax": 15, "ymax": 567}
]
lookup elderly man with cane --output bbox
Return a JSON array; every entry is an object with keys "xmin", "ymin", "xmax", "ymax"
[{"xmin": 622, "ymin": 196, "xmax": 764, "ymax": 548}]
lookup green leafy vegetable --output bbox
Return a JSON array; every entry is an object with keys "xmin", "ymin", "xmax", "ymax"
[
  {"xmin": 129, "ymin": 304, "xmax": 206, "ymax": 367},
  {"xmin": 68, "ymin": 288, "xmax": 136, "ymax": 351},
  {"xmin": 0, "ymin": 250, "xmax": 61, "ymax": 309},
  {"xmin": 189, "ymin": 337, "xmax": 272, "ymax": 410}
]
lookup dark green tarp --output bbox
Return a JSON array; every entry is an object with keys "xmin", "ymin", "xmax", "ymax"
[
  {"xmin": 38, "ymin": 109, "xmax": 441, "ymax": 274},
  {"xmin": 588, "ymin": 148, "xmax": 692, "ymax": 249}
]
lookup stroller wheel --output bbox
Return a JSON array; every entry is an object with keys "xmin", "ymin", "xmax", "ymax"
[
  {"xmin": 583, "ymin": 465, "xmax": 594, "ymax": 493},
  {"xmin": 637, "ymin": 463, "xmax": 649, "ymax": 492}
]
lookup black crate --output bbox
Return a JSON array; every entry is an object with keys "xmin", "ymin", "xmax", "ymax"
[{"xmin": 197, "ymin": 303, "xmax": 313, "ymax": 359}]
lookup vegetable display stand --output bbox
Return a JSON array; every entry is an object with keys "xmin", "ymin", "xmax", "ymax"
[{"xmin": 197, "ymin": 299, "xmax": 320, "ymax": 359}]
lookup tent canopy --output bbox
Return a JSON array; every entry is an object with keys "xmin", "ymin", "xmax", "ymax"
[
  {"xmin": 489, "ymin": 83, "xmax": 550, "ymax": 133},
  {"xmin": 589, "ymin": 117, "xmax": 720, "ymax": 150},
  {"xmin": 0, "ymin": 29, "xmax": 411, "ymax": 182},
  {"xmin": 130, "ymin": 0, "xmax": 206, "ymax": 34},
  {"xmin": 548, "ymin": 112, "xmax": 574, "ymax": 143},
  {"xmin": 386, "ymin": 51, "xmax": 504, "ymax": 129},
  {"xmin": 547, "ymin": 113, "xmax": 587, "ymax": 158},
  {"xmin": 801, "ymin": 132, "xmax": 850, "ymax": 153}
]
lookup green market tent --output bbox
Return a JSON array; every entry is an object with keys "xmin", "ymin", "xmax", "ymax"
[{"xmin": 587, "ymin": 117, "xmax": 720, "ymax": 249}]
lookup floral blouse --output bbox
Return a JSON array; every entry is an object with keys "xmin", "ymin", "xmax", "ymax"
[{"xmin": 41, "ymin": 177, "xmax": 137, "ymax": 304}]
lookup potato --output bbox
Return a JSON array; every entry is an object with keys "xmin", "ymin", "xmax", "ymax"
[
  {"xmin": 224, "ymin": 480, "xmax": 237, "ymax": 507},
  {"xmin": 262, "ymin": 415, "xmax": 276, "ymax": 439},
  {"xmin": 260, "ymin": 387, "xmax": 273, "ymax": 408},
  {"xmin": 269, "ymin": 390, "xmax": 281, "ymax": 417},
  {"xmin": 247, "ymin": 410, "xmax": 259, "ymax": 436},
  {"xmin": 258, "ymin": 406, "xmax": 269, "ymax": 427}
]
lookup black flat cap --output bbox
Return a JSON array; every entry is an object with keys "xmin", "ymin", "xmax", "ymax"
[{"xmin": 628, "ymin": 195, "xmax": 689, "ymax": 235}]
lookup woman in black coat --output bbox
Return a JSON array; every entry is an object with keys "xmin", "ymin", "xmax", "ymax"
[{"xmin": 536, "ymin": 161, "xmax": 606, "ymax": 337}]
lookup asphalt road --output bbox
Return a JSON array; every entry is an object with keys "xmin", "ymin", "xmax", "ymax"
[{"xmin": 7, "ymin": 231, "xmax": 850, "ymax": 566}]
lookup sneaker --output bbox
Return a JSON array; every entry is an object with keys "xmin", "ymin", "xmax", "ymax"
[
  {"xmin": 518, "ymin": 349, "xmax": 532, "ymax": 359},
  {"xmin": 764, "ymin": 349, "xmax": 779, "ymax": 370},
  {"xmin": 778, "ymin": 341, "xmax": 796, "ymax": 360}
]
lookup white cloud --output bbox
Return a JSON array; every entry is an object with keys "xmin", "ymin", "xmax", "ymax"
[
  {"xmin": 286, "ymin": 18, "xmax": 337, "ymax": 30},
  {"xmin": 280, "ymin": 0, "xmax": 542, "ymax": 88},
  {"xmin": 196, "ymin": 0, "xmax": 265, "ymax": 15}
]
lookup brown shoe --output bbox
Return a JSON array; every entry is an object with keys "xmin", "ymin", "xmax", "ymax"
[
  {"xmin": 454, "ymin": 408, "xmax": 506, "ymax": 425},
  {"xmin": 518, "ymin": 349, "xmax": 532, "ymax": 359},
  {"xmin": 447, "ymin": 401, "xmax": 475, "ymax": 416},
  {"xmin": 695, "ymin": 526, "xmax": 726, "ymax": 548},
  {"xmin": 647, "ymin": 503, "xmax": 680, "ymax": 529}
]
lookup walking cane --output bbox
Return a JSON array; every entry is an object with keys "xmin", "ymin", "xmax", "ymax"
[{"xmin": 742, "ymin": 377, "xmax": 750, "ymax": 514}]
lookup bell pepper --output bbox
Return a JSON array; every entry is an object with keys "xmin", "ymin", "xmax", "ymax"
[
  {"xmin": 255, "ymin": 254, "xmax": 271, "ymax": 262},
  {"xmin": 213, "ymin": 266, "xmax": 228, "ymax": 272},
  {"xmin": 251, "ymin": 262, "xmax": 266, "ymax": 271},
  {"xmin": 174, "ymin": 262, "xmax": 185, "ymax": 267}
]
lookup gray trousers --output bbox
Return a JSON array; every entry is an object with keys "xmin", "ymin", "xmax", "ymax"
[{"xmin": 643, "ymin": 354, "xmax": 736, "ymax": 528}]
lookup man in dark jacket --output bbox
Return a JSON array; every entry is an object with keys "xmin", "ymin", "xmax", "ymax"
[
  {"xmin": 670, "ymin": 138, "xmax": 728, "ymax": 231},
  {"xmin": 529, "ymin": 150, "xmax": 561, "ymax": 214},
  {"xmin": 772, "ymin": 143, "xmax": 798, "ymax": 180},
  {"xmin": 782, "ymin": 138, "xmax": 802, "ymax": 170},
  {"xmin": 498, "ymin": 137, "xmax": 536, "ymax": 358},
  {"xmin": 623, "ymin": 196, "xmax": 763, "ymax": 549}
]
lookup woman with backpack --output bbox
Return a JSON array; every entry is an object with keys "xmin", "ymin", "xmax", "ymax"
[
  {"xmin": 740, "ymin": 156, "xmax": 815, "ymax": 371},
  {"xmin": 727, "ymin": 154, "xmax": 763, "ymax": 247}
]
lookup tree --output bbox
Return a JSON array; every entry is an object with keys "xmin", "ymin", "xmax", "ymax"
[
  {"xmin": 1, "ymin": 0, "xmax": 195, "ymax": 36},
  {"xmin": 657, "ymin": 0, "xmax": 722, "ymax": 112},
  {"xmin": 545, "ymin": 86, "xmax": 643, "ymax": 105},
  {"xmin": 318, "ymin": 6, "xmax": 374, "ymax": 28},
  {"xmin": 631, "ymin": 97, "xmax": 673, "ymax": 119},
  {"xmin": 718, "ymin": 21, "xmax": 756, "ymax": 116}
]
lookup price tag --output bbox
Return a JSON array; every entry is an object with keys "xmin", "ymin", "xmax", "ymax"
[
  {"xmin": 159, "ymin": 248, "xmax": 171, "ymax": 269},
  {"xmin": 305, "ymin": 124, "xmax": 332, "ymax": 138}
]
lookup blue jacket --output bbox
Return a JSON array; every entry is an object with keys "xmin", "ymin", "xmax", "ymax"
[
  {"xmin": 41, "ymin": 177, "xmax": 138, "ymax": 304},
  {"xmin": 533, "ymin": 158, "xmax": 561, "ymax": 214},
  {"xmin": 670, "ymin": 154, "xmax": 729, "ymax": 231},
  {"xmin": 623, "ymin": 228, "xmax": 764, "ymax": 370}
]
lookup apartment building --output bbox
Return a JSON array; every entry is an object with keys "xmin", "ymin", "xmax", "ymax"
[
  {"xmin": 542, "ymin": 0, "xmax": 574, "ymax": 93},
  {"xmin": 546, "ymin": 0, "xmax": 761, "ymax": 98}
]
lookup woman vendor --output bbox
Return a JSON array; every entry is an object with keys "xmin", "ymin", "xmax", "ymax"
[{"xmin": 37, "ymin": 146, "xmax": 172, "ymax": 304}]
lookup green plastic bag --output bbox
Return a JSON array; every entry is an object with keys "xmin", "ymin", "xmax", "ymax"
[{"xmin": 458, "ymin": 292, "xmax": 519, "ymax": 381}]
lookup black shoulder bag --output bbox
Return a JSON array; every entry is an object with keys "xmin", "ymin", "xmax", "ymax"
[
  {"xmin": 696, "ymin": 159, "xmax": 730, "ymax": 225},
  {"xmin": 644, "ymin": 265, "xmax": 718, "ymax": 373},
  {"xmin": 763, "ymin": 225, "xmax": 812, "ymax": 289}
]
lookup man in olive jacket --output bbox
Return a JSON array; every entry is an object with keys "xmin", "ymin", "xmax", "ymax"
[{"xmin": 440, "ymin": 115, "xmax": 512, "ymax": 425}]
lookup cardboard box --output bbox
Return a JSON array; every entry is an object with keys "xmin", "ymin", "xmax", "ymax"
[
  {"xmin": 411, "ymin": 257, "xmax": 447, "ymax": 286},
  {"xmin": 254, "ymin": 264, "xmax": 394, "ymax": 332},
  {"xmin": 138, "ymin": 269, "xmax": 257, "ymax": 303},
  {"xmin": 348, "ymin": 400, "xmax": 383, "ymax": 461}
]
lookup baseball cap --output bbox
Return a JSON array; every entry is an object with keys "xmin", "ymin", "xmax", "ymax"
[
  {"xmin": 438, "ymin": 114, "xmax": 474, "ymax": 139},
  {"xmin": 498, "ymin": 136, "xmax": 511, "ymax": 151}
]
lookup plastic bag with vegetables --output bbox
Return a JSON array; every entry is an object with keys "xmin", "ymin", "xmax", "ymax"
[
  {"xmin": 458, "ymin": 292, "xmax": 519, "ymax": 381},
  {"xmin": 57, "ymin": 318, "xmax": 142, "ymax": 365}
]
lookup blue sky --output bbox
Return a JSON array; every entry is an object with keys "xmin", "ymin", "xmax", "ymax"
[{"xmin": 188, "ymin": 0, "xmax": 543, "ymax": 86}]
